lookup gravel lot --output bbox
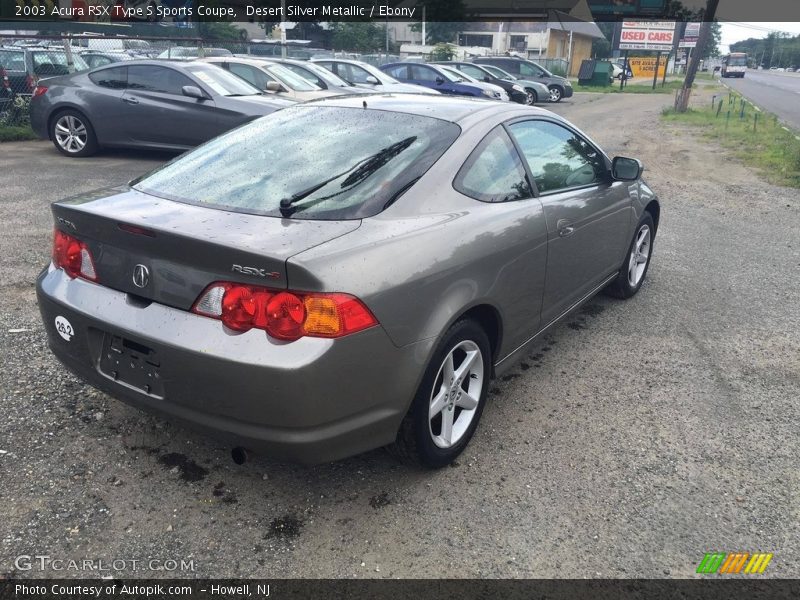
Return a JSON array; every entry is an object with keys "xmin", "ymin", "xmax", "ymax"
[{"xmin": 1, "ymin": 90, "xmax": 798, "ymax": 579}]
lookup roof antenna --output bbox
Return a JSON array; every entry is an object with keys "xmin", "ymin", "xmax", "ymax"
[{"xmin": 362, "ymin": 100, "xmax": 368, "ymax": 109}]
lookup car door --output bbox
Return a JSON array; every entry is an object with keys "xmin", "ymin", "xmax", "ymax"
[
  {"xmin": 506, "ymin": 119, "xmax": 632, "ymax": 325},
  {"xmin": 85, "ymin": 66, "xmax": 130, "ymax": 145},
  {"xmin": 452, "ymin": 126, "xmax": 548, "ymax": 350},
  {"xmin": 122, "ymin": 65, "xmax": 218, "ymax": 148}
]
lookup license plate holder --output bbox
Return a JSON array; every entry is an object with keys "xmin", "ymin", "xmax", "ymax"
[{"xmin": 98, "ymin": 334, "xmax": 164, "ymax": 398}]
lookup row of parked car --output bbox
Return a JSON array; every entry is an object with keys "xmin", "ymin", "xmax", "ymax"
[{"xmin": 9, "ymin": 44, "xmax": 574, "ymax": 157}]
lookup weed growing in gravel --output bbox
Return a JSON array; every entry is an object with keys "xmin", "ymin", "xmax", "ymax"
[{"xmin": 662, "ymin": 93, "xmax": 800, "ymax": 188}]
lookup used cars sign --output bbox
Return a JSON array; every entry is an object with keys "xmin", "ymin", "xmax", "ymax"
[{"xmin": 619, "ymin": 21, "xmax": 676, "ymax": 52}]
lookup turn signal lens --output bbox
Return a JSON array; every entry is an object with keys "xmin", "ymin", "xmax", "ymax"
[
  {"xmin": 52, "ymin": 229, "xmax": 97, "ymax": 281},
  {"xmin": 192, "ymin": 283, "xmax": 377, "ymax": 341}
]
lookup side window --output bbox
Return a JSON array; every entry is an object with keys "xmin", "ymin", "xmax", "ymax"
[
  {"xmin": 282, "ymin": 64, "xmax": 321, "ymax": 86},
  {"xmin": 127, "ymin": 65, "xmax": 193, "ymax": 95},
  {"xmin": 87, "ymin": 55, "xmax": 112, "ymax": 68},
  {"xmin": 508, "ymin": 120, "xmax": 606, "ymax": 194},
  {"xmin": 0, "ymin": 51, "xmax": 25, "ymax": 72},
  {"xmin": 89, "ymin": 66, "xmax": 127, "ymax": 89},
  {"xmin": 454, "ymin": 126, "xmax": 532, "ymax": 203},
  {"xmin": 228, "ymin": 63, "xmax": 269, "ymax": 89},
  {"xmin": 341, "ymin": 64, "xmax": 366, "ymax": 83},
  {"xmin": 461, "ymin": 64, "xmax": 486, "ymax": 79},
  {"xmin": 519, "ymin": 63, "xmax": 544, "ymax": 77},
  {"xmin": 410, "ymin": 65, "xmax": 438, "ymax": 81},
  {"xmin": 383, "ymin": 65, "xmax": 407, "ymax": 79}
]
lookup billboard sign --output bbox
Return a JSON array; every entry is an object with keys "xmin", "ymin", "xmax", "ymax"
[
  {"xmin": 590, "ymin": 0, "xmax": 666, "ymax": 16},
  {"xmin": 619, "ymin": 21, "xmax": 676, "ymax": 51},
  {"xmin": 679, "ymin": 22, "xmax": 701, "ymax": 48}
]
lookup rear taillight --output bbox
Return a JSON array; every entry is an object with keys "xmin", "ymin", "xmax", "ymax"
[
  {"xmin": 52, "ymin": 229, "xmax": 98, "ymax": 282},
  {"xmin": 192, "ymin": 282, "xmax": 378, "ymax": 341},
  {"xmin": 26, "ymin": 74, "xmax": 36, "ymax": 92},
  {"xmin": 32, "ymin": 85, "xmax": 48, "ymax": 98},
  {"xmin": 1, "ymin": 68, "xmax": 9, "ymax": 89}
]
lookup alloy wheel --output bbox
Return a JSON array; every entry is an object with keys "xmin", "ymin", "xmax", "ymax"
[
  {"xmin": 54, "ymin": 115, "xmax": 87, "ymax": 154},
  {"xmin": 525, "ymin": 90, "xmax": 536, "ymax": 105},
  {"xmin": 627, "ymin": 224, "xmax": 651, "ymax": 287},
  {"xmin": 428, "ymin": 340, "xmax": 484, "ymax": 448},
  {"xmin": 549, "ymin": 87, "xmax": 562, "ymax": 102}
]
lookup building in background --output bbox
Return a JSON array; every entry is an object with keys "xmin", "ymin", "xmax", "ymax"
[{"xmin": 388, "ymin": 15, "xmax": 605, "ymax": 77}]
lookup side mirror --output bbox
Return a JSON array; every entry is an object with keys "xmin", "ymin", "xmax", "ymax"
[
  {"xmin": 484, "ymin": 76, "xmax": 491, "ymax": 82},
  {"xmin": 435, "ymin": 76, "xmax": 445, "ymax": 85},
  {"xmin": 266, "ymin": 81, "xmax": 284, "ymax": 92},
  {"xmin": 182, "ymin": 85, "xmax": 206, "ymax": 100},
  {"xmin": 611, "ymin": 156, "xmax": 643, "ymax": 181},
  {"xmin": 365, "ymin": 75, "xmax": 379, "ymax": 84}
]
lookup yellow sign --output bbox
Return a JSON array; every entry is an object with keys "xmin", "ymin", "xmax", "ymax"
[{"xmin": 628, "ymin": 56, "xmax": 667, "ymax": 78}]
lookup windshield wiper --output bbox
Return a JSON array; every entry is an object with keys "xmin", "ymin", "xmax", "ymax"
[{"xmin": 279, "ymin": 136, "xmax": 417, "ymax": 217}]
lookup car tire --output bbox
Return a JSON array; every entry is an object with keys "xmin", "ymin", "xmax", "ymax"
[
  {"xmin": 548, "ymin": 85, "xmax": 564, "ymax": 102},
  {"xmin": 390, "ymin": 319, "xmax": 491, "ymax": 468},
  {"xmin": 524, "ymin": 88, "xmax": 537, "ymax": 105},
  {"xmin": 605, "ymin": 212, "xmax": 655, "ymax": 299},
  {"xmin": 50, "ymin": 110, "xmax": 98, "ymax": 158}
]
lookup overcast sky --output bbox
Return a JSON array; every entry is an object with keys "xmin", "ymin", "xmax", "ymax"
[{"xmin": 719, "ymin": 22, "xmax": 800, "ymax": 52}]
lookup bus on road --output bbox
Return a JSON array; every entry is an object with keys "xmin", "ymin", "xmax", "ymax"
[{"xmin": 721, "ymin": 53, "xmax": 747, "ymax": 78}]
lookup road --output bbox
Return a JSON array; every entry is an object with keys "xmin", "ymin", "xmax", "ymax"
[
  {"xmin": 722, "ymin": 70, "xmax": 800, "ymax": 131},
  {"xmin": 1, "ymin": 93, "xmax": 799, "ymax": 579}
]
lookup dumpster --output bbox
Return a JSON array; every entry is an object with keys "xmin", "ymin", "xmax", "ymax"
[{"xmin": 578, "ymin": 60, "xmax": 613, "ymax": 86}]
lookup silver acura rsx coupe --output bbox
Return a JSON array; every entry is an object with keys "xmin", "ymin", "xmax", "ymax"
[{"xmin": 37, "ymin": 94, "xmax": 660, "ymax": 468}]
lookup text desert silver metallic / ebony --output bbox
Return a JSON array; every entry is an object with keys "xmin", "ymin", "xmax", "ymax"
[{"xmin": 37, "ymin": 94, "xmax": 660, "ymax": 467}]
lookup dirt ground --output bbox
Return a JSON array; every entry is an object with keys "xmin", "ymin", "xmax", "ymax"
[{"xmin": 0, "ymin": 88, "xmax": 798, "ymax": 579}]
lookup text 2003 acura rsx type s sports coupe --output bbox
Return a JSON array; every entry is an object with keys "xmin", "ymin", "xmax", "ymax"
[{"xmin": 37, "ymin": 94, "xmax": 660, "ymax": 468}]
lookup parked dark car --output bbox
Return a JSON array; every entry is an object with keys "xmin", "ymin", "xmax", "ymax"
[
  {"xmin": 432, "ymin": 61, "xmax": 550, "ymax": 104},
  {"xmin": 379, "ymin": 62, "xmax": 498, "ymax": 98},
  {"xmin": 37, "ymin": 94, "xmax": 659, "ymax": 467},
  {"xmin": 79, "ymin": 51, "xmax": 133, "ymax": 69},
  {"xmin": 30, "ymin": 60, "xmax": 293, "ymax": 157},
  {"xmin": 473, "ymin": 57, "xmax": 573, "ymax": 102},
  {"xmin": 0, "ymin": 46, "xmax": 90, "ymax": 98}
]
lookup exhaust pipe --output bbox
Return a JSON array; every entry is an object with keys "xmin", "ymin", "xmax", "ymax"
[{"xmin": 231, "ymin": 447, "xmax": 249, "ymax": 465}]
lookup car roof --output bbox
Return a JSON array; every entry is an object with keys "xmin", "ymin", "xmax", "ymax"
[{"xmin": 309, "ymin": 93, "xmax": 552, "ymax": 125}]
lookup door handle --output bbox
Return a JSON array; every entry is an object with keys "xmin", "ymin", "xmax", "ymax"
[
  {"xmin": 122, "ymin": 97, "xmax": 139, "ymax": 105},
  {"xmin": 557, "ymin": 219, "xmax": 575, "ymax": 237}
]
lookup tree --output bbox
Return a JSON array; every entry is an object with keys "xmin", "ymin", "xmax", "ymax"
[
  {"xmin": 331, "ymin": 22, "xmax": 385, "ymax": 52},
  {"xmin": 675, "ymin": 0, "xmax": 719, "ymax": 112},
  {"xmin": 409, "ymin": 0, "xmax": 468, "ymax": 44},
  {"xmin": 701, "ymin": 21, "xmax": 721, "ymax": 59},
  {"xmin": 592, "ymin": 21, "xmax": 615, "ymax": 58},
  {"xmin": 430, "ymin": 43, "xmax": 456, "ymax": 61}
]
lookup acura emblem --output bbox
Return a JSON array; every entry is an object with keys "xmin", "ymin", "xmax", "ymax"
[{"xmin": 132, "ymin": 264, "xmax": 150, "ymax": 288}]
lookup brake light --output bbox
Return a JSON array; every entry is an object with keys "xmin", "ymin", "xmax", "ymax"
[
  {"xmin": 192, "ymin": 282, "xmax": 378, "ymax": 341},
  {"xmin": 1, "ymin": 68, "xmax": 9, "ymax": 89},
  {"xmin": 32, "ymin": 85, "xmax": 48, "ymax": 98},
  {"xmin": 52, "ymin": 229, "xmax": 97, "ymax": 281}
]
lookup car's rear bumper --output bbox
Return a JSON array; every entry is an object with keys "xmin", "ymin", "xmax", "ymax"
[
  {"xmin": 29, "ymin": 98, "xmax": 49, "ymax": 139},
  {"xmin": 37, "ymin": 267, "xmax": 433, "ymax": 464}
]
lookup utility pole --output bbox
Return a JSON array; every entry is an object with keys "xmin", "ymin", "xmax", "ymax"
[{"xmin": 674, "ymin": 0, "xmax": 719, "ymax": 112}]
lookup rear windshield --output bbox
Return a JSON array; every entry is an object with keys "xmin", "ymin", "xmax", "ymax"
[
  {"xmin": 132, "ymin": 106, "xmax": 460, "ymax": 220},
  {"xmin": 31, "ymin": 51, "xmax": 89, "ymax": 75}
]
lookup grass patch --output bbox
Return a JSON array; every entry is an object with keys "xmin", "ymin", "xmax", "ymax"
[
  {"xmin": 662, "ymin": 93, "xmax": 800, "ymax": 188},
  {"xmin": 0, "ymin": 124, "xmax": 37, "ymax": 142},
  {"xmin": 576, "ymin": 80, "xmax": 684, "ymax": 94}
]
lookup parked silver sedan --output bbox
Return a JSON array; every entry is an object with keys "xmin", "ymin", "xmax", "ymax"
[{"xmin": 37, "ymin": 95, "xmax": 659, "ymax": 468}]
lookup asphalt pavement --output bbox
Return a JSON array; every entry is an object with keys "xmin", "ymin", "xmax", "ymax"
[{"xmin": 721, "ymin": 70, "xmax": 800, "ymax": 132}]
